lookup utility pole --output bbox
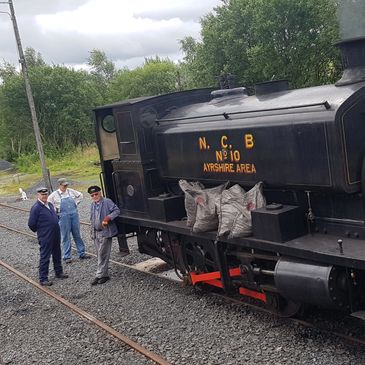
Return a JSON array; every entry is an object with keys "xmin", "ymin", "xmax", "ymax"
[{"xmin": 1, "ymin": 0, "xmax": 52, "ymax": 192}]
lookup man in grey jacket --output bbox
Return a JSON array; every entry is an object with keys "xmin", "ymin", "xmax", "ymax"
[{"xmin": 88, "ymin": 185, "xmax": 120, "ymax": 285}]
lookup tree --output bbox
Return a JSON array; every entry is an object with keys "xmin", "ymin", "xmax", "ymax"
[
  {"xmin": 180, "ymin": 0, "xmax": 341, "ymax": 89},
  {"xmin": 179, "ymin": 36, "xmax": 213, "ymax": 89},
  {"xmin": 0, "ymin": 61, "xmax": 17, "ymax": 82},
  {"xmin": 87, "ymin": 49, "xmax": 116, "ymax": 83},
  {"xmin": 0, "ymin": 62, "xmax": 104, "ymax": 159},
  {"xmin": 24, "ymin": 47, "xmax": 46, "ymax": 68},
  {"xmin": 108, "ymin": 57, "xmax": 181, "ymax": 102},
  {"xmin": 0, "ymin": 72, "xmax": 32, "ymax": 158}
]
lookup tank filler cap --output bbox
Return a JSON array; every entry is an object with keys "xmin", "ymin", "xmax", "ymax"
[
  {"xmin": 254, "ymin": 80, "xmax": 289, "ymax": 96},
  {"xmin": 211, "ymin": 87, "xmax": 248, "ymax": 99}
]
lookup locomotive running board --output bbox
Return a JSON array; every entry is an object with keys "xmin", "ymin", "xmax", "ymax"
[
  {"xmin": 120, "ymin": 215, "xmax": 365, "ymax": 271},
  {"xmin": 190, "ymin": 269, "xmax": 267, "ymax": 303}
]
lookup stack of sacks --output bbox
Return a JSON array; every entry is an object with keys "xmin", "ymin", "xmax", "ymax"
[{"xmin": 179, "ymin": 180, "xmax": 265, "ymax": 237}]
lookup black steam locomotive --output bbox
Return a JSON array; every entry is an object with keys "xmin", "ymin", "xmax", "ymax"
[{"xmin": 93, "ymin": 37, "xmax": 365, "ymax": 317}]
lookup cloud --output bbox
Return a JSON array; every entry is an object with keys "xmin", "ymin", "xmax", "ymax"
[
  {"xmin": 8, "ymin": 0, "xmax": 89, "ymax": 15},
  {"xmin": 0, "ymin": 0, "xmax": 220, "ymax": 68},
  {"xmin": 134, "ymin": 1, "xmax": 220, "ymax": 21}
]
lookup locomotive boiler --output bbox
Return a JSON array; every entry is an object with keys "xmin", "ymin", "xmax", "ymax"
[{"xmin": 93, "ymin": 37, "xmax": 365, "ymax": 317}]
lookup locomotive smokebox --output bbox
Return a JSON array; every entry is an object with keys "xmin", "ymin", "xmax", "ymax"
[{"xmin": 335, "ymin": 36, "xmax": 365, "ymax": 86}]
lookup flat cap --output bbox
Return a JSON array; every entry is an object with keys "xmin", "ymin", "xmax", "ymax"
[
  {"xmin": 36, "ymin": 187, "xmax": 48, "ymax": 193},
  {"xmin": 57, "ymin": 178, "xmax": 69, "ymax": 186},
  {"xmin": 87, "ymin": 185, "xmax": 101, "ymax": 194}
]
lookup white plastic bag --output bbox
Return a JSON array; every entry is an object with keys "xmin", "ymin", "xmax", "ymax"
[
  {"xmin": 216, "ymin": 184, "xmax": 246, "ymax": 237},
  {"xmin": 186, "ymin": 183, "xmax": 228, "ymax": 233},
  {"xmin": 179, "ymin": 180, "xmax": 204, "ymax": 227},
  {"xmin": 229, "ymin": 182, "xmax": 266, "ymax": 238}
]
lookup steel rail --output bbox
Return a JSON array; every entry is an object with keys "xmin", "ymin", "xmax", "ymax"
[
  {"xmin": 1, "ymin": 211, "xmax": 365, "ymax": 347},
  {"xmin": 211, "ymin": 291, "xmax": 365, "ymax": 347},
  {"xmin": 0, "ymin": 259, "xmax": 171, "ymax": 365},
  {"xmin": 0, "ymin": 202, "xmax": 90, "ymax": 225},
  {"xmin": 0, "ymin": 223, "xmax": 179, "ymax": 282}
]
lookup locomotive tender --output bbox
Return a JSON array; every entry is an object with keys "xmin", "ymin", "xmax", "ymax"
[{"xmin": 94, "ymin": 37, "xmax": 365, "ymax": 316}]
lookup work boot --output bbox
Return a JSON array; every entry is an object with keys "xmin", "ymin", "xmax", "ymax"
[
  {"xmin": 119, "ymin": 250, "xmax": 130, "ymax": 257},
  {"xmin": 40, "ymin": 280, "xmax": 53, "ymax": 286},
  {"xmin": 91, "ymin": 277, "xmax": 99, "ymax": 286},
  {"xmin": 79, "ymin": 255, "xmax": 91, "ymax": 260},
  {"xmin": 55, "ymin": 273, "xmax": 69, "ymax": 279},
  {"xmin": 98, "ymin": 277, "xmax": 110, "ymax": 284}
]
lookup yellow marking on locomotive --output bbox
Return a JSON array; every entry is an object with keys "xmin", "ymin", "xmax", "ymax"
[
  {"xmin": 199, "ymin": 137, "xmax": 207, "ymax": 150},
  {"xmin": 236, "ymin": 163, "xmax": 256, "ymax": 173},
  {"xmin": 203, "ymin": 163, "xmax": 256, "ymax": 174},
  {"xmin": 216, "ymin": 150, "xmax": 223, "ymax": 161},
  {"xmin": 221, "ymin": 135, "xmax": 228, "ymax": 148},
  {"xmin": 200, "ymin": 134, "xmax": 256, "ymax": 174},
  {"xmin": 245, "ymin": 134, "xmax": 254, "ymax": 149},
  {"xmin": 204, "ymin": 163, "xmax": 235, "ymax": 173}
]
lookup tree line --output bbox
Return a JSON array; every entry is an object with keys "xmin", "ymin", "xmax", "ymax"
[{"xmin": 0, "ymin": 0, "xmax": 342, "ymax": 161}]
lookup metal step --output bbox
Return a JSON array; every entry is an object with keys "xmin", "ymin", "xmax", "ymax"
[{"xmin": 351, "ymin": 311, "xmax": 365, "ymax": 320}]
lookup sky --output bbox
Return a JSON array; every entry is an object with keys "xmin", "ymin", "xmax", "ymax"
[{"xmin": 0, "ymin": 0, "xmax": 221, "ymax": 70}]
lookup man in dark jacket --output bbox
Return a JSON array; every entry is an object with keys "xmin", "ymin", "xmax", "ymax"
[
  {"xmin": 28, "ymin": 187, "xmax": 68, "ymax": 286},
  {"xmin": 88, "ymin": 185, "xmax": 120, "ymax": 285}
]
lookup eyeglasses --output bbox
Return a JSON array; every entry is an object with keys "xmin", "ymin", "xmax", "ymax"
[{"xmin": 90, "ymin": 192, "xmax": 99, "ymax": 197}]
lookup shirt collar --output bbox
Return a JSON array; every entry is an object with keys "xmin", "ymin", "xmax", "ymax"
[{"xmin": 38, "ymin": 199, "xmax": 49, "ymax": 207}]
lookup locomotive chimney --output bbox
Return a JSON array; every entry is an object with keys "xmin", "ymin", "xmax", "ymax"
[{"xmin": 335, "ymin": 36, "xmax": 365, "ymax": 86}]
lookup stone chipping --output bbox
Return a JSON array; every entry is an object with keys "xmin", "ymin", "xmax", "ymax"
[{"xmin": 0, "ymin": 198, "xmax": 365, "ymax": 364}]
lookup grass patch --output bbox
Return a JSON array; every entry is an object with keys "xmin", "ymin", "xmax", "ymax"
[{"xmin": 0, "ymin": 145, "xmax": 101, "ymax": 196}]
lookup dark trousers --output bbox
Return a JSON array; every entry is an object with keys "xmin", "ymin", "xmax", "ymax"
[{"xmin": 39, "ymin": 238, "xmax": 62, "ymax": 282}]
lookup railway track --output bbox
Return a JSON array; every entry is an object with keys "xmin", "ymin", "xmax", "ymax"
[
  {"xmin": 0, "ymin": 201, "xmax": 176, "ymax": 364},
  {"xmin": 0, "ymin": 258, "xmax": 171, "ymax": 365},
  {"xmin": 0, "ymin": 221, "xmax": 178, "ymax": 281},
  {"xmin": 1, "ymin": 201, "xmax": 365, "ymax": 350},
  {"xmin": 0, "ymin": 202, "xmax": 91, "ymax": 226}
]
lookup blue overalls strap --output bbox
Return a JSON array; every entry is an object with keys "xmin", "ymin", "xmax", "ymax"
[{"xmin": 58, "ymin": 190, "xmax": 77, "ymax": 215}]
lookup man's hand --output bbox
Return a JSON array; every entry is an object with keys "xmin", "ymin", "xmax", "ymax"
[{"xmin": 102, "ymin": 215, "xmax": 111, "ymax": 227}]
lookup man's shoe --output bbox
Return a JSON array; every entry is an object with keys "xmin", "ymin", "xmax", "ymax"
[
  {"xmin": 64, "ymin": 259, "xmax": 72, "ymax": 264},
  {"xmin": 40, "ymin": 280, "xmax": 53, "ymax": 286},
  {"xmin": 98, "ymin": 277, "xmax": 110, "ymax": 284},
  {"xmin": 119, "ymin": 250, "xmax": 130, "ymax": 257},
  {"xmin": 55, "ymin": 273, "xmax": 69, "ymax": 279},
  {"xmin": 91, "ymin": 277, "xmax": 99, "ymax": 286},
  {"xmin": 79, "ymin": 255, "xmax": 91, "ymax": 260}
]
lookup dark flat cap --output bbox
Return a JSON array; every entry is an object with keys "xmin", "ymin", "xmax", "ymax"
[
  {"xmin": 36, "ymin": 187, "xmax": 48, "ymax": 193},
  {"xmin": 87, "ymin": 185, "xmax": 101, "ymax": 194}
]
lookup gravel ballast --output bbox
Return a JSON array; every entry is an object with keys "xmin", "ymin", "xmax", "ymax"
[{"xmin": 1, "ymin": 198, "xmax": 365, "ymax": 364}]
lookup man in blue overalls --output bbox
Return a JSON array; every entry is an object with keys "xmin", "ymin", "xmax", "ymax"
[
  {"xmin": 28, "ymin": 187, "xmax": 68, "ymax": 286},
  {"xmin": 48, "ymin": 178, "xmax": 89, "ymax": 263}
]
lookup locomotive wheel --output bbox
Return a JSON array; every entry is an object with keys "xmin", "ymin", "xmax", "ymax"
[
  {"xmin": 184, "ymin": 240, "xmax": 218, "ymax": 273},
  {"xmin": 266, "ymin": 292, "xmax": 302, "ymax": 317},
  {"xmin": 138, "ymin": 229, "xmax": 172, "ymax": 260}
]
